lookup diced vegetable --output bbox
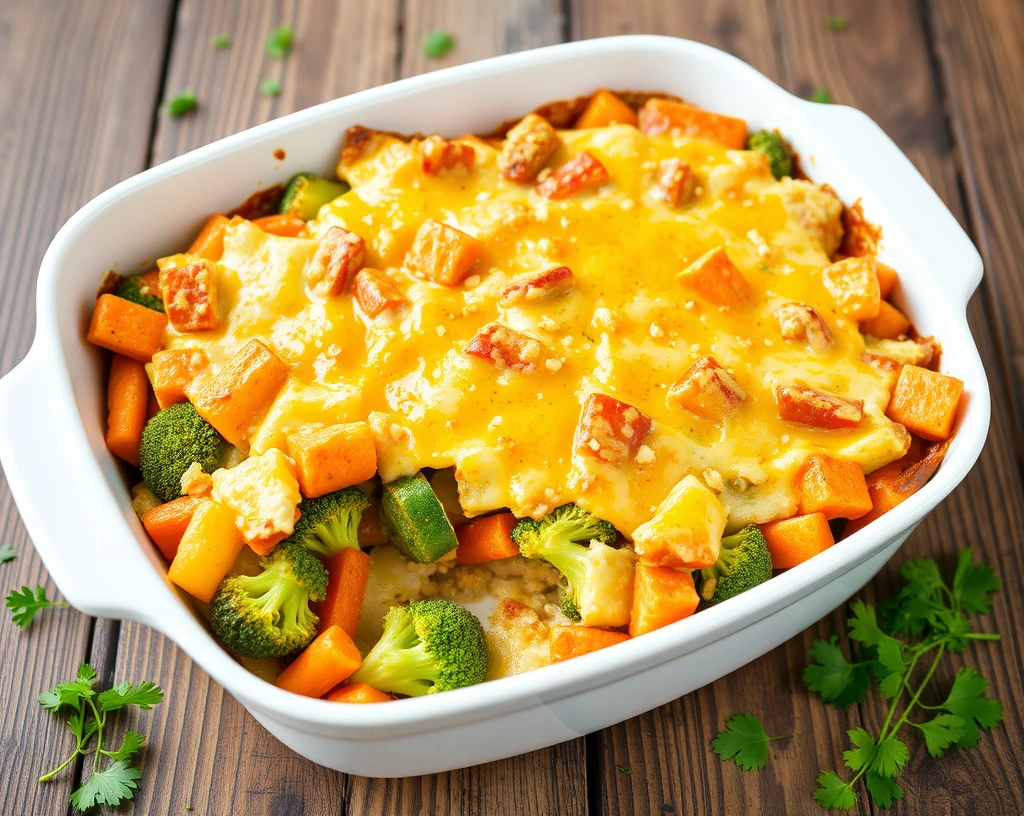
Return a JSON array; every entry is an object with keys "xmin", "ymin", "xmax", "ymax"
[
  {"xmin": 380, "ymin": 472, "xmax": 459, "ymax": 563},
  {"xmin": 536, "ymin": 151, "xmax": 609, "ymax": 199},
  {"xmin": 573, "ymin": 393, "xmax": 652, "ymax": 464},
  {"xmin": 775, "ymin": 302, "xmax": 833, "ymax": 354},
  {"xmin": 500, "ymin": 266, "xmax": 574, "ymax": 304},
  {"xmin": 140, "ymin": 401, "xmax": 223, "ymax": 502},
  {"xmin": 405, "ymin": 218, "xmax": 484, "ymax": 286},
  {"xmin": 696, "ymin": 525, "xmax": 773, "ymax": 607},
  {"xmin": 875, "ymin": 261, "xmax": 899, "ymax": 299},
  {"xmin": 168, "ymin": 499, "xmax": 246, "ymax": 602},
  {"xmin": 575, "ymin": 90, "xmax": 638, "ymax": 129},
  {"xmin": 746, "ymin": 130, "xmax": 793, "ymax": 180},
  {"xmin": 465, "ymin": 322, "xmax": 545, "ymax": 373},
  {"xmin": 286, "ymin": 421, "xmax": 377, "ymax": 498},
  {"xmin": 417, "ymin": 136, "xmax": 475, "ymax": 175},
  {"xmin": 87, "ymin": 294, "xmax": 168, "ymax": 362},
  {"xmin": 821, "ymin": 257, "xmax": 881, "ymax": 320},
  {"xmin": 668, "ymin": 356, "xmax": 747, "ymax": 420},
  {"xmin": 638, "ymin": 98, "xmax": 747, "ymax": 149},
  {"xmin": 455, "ymin": 512, "xmax": 519, "ymax": 564},
  {"xmin": 498, "ymin": 113, "xmax": 560, "ymax": 183},
  {"xmin": 860, "ymin": 300, "xmax": 911, "ymax": 340},
  {"xmin": 775, "ymin": 385, "xmax": 864, "ymax": 430},
  {"xmin": 289, "ymin": 487, "xmax": 371, "ymax": 557},
  {"xmin": 352, "ymin": 268, "xmax": 408, "ymax": 318},
  {"xmin": 549, "ymin": 625, "xmax": 629, "ymax": 663},
  {"xmin": 631, "ymin": 475, "xmax": 727, "ymax": 568},
  {"xmin": 326, "ymin": 682, "xmax": 392, "ymax": 703},
  {"xmin": 760, "ymin": 512, "xmax": 835, "ymax": 569},
  {"xmin": 252, "ymin": 212, "xmax": 307, "ymax": 237},
  {"xmin": 159, "ymin": 260, "xmax": 221, "ymax": 331},
  {"xmin": 151, "ymin": 348, "xmax": 210, "ymax": 408},
  {"xmin": 105, "ymin": 354, "xmax": 149, "ymax": 466},
  {"xmin": 797, "ymin": 454, "xmax": 872, "ymax": 520},
  {"xmin": 276, "ymin": 625, "xmax": 362, "ymax": 698},
  {"xmin": 678, "ymin": 247, "xmax": 751, "ymax": 307},
  {"xmin": 315, "ymin": 548, "xmax": 371, "ymax": 638},
  {"xmin": 187, "ymin": 213, "xmax": 230, "ymax": 261},
  {"xmin": 279, "ymin": 173, "xmax": 350, "ymax": 220},
  {"xmin": 142, "ymin": 495, "xmax": 205, "ymax": 560},
  {"xmin": 628, "ymin": 563, "xmax": 699, "ymax": 636},
  {"xmin": 655, "ymin": 158, "xmax": 697, "ymax": 207},
  {"xmin": 305, "ymin": 225, "xmax": 366, "ymax": 297},
  {"xmin": 886, "ymin": 365, "xmax": 963, "ymax": 441},
  {"xmin": 115, "ymin": 275, "xmax": 164, "ymax": 313}
]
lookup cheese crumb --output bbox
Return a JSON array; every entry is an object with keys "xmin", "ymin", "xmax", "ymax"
[
  {"xmin": 464, "ymin": 275, "xmax": 481, "ymax": 288},
  {"xmin": 619, "ymin": 199, "xmax": 635, "ymax": 211},
  {"xmin": 538, "ymin": 315, "xmax": 560, "ymax": 332},
  {"xmin": 545, "ymin": 357, "xmax": 563, "ymax": 372},
  {"xmin": 436, "ymin": 325, "xmax": 447, "ymax": 336},
  {"xmin": 649, "ymin": 323, "xmax": 665, "ymax": 338},
  {"xmin": 635, "ymin": 444, "xmax": 656, "ymax": 466},
  {"xmin": 703, "ymin": 468, "xmax": 725, "ymax": 494}
]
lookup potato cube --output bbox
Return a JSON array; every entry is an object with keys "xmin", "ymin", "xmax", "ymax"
[
  {"xmin": 287, "ymin": 421, "xmax": 378, "ymax": 498},
  {"xmin": 498, "ymin": 113, "xmax": 561, "ymax": 183},
  {"xmin": 632, "ymin": 475, "xmax": 727, "ymax": 568},
  {"xmin": 886, "ymin": 365, "xmax": 963, "ymax": 441},
  {"xmin": 678, "ymin": 246, "xmax": 751, "ymax": 307},
  {"xmin": 160, "ymin": 259, "xmax": 221, "ymax": 331},
  {"xmin": 353, "ymin": 267, "xmax": 408, "ymax": 318},
  {"xmin": 775, "ymin": 302, "xmax": 833, "ymax": 354},
  {"xmin": 797, "ymin": 454, "xmax": 872, "ymax": 520},
  {"xmin": 405, "ymin": 218, "xmax": 485, "ymax": 286},
  {"xmin": 821, "ymin": 257, "xmax": 881, "ymax": 320}
]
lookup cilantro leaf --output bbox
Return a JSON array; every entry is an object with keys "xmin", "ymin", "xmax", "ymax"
[
  {"xmin": 916, "ymin": 713, "xmax": 965, "ymax": 758},
  {"xmin": 6, "ymin": 585, "xmax": 68, "ymax": 628},
  {"xmin": 812, "ymin": 770, "xmax": 857, "ymax": 810},
  {"xmin": 826, "ymin": 14, "xmax": 848, "ymax": 32},
  {"xmin": 873, "ymin": 637, "xmax": 906, "ymax": 699},
  {"xmin": 423, "ymin": 30, "xmax": 455, "ymax": 59},
  {"xmin": 809, "ymin": 87, "xmax": 832, "ymax": 104},
  {"xmin": 266, "ymin": 24, "xmax": 293, "ymax": 58},
  {"xmin": 953, "ymin": 549, "xmax": 1000, "ymax": 614},
  {"xmin": 0, "ymin": 542, "xmax": 15, "ymax": 563},
  {"xmin": 803, "ymin": 637, "xmax": 870, "ymax": 707},
  {"xmin": 259, "ymin": 77, "xmax": 282, "ymax": 97},
  {"xmin": 105, "ymin": 730, "xmax": 146, "ymax": 762},
  {"xmin": 98, "ymin": 680, "xmax": 164, "ymax": 712},
  {"xmin": 864, "ymin": 771, "xmax": 903, "ymax": 807},
  {"xmin": 711, "ymin": 712, "xmax": 778, "ymax": 771},
  {"xmin": 212, "ymin": 34, "xmax": 233, "ymax": 50},
  {"xmin": 841, "ymin": 727, "xmax": 876, "ymax": 772},
  {"xmin": 167, "ymin": 90, "xmax": 197, "ymax": 118},
  {"xmin": 940, "ymin": 667, "xmax": 1003, "ymax": 747},
  {"xmin": 69, "ymin": 760, "xmax": 141, "ymax": 812},
  {"xmin": 870, "ymin": 736, "xmax": 909, "ymax": 777},
  {"xmin": 37, "ymin": 679, "xmax": 95, "ymax": 711},
  {"xmin": 847, "ymin": 601, "xmax": 886, "ymax": 646}
]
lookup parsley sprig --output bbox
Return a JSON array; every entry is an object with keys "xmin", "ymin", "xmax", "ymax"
[
  {"xmin": 38, "ymin": 663, "xmax": 163, "ymax": 812},
  {"xmin": 7, "ymin": 585, "xmax": 68, "ymax": 627},
  {"xmin": 712, "ymin": 712, "xmax": 785, "ymax": 771},
  {"xmin": 0, "ymin": 542, "xmax": 16, "ymax": 563}
]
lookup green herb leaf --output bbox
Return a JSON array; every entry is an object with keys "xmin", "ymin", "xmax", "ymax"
[
  {"xmin": 846, "ymin": 601, "xmax": 887, "ymax": 646},
  {"xmin": 864, "ymin": 771, "xmax": 903, "ymax": 807},
  {"xmin": 69, "ymin": 759, "xmax": 142, "ymax": 812},
  {"xmin": 940, "ymin": 667, "xmax": 1003, "ymax": 747},
  {"xmin": 259, "ymin": 77, "xmax": 282, "ymax": 97},
  {"xmin": 0, "ymin": 542, "xmax": 16, "ymax": 563},
  {"xmin": 167, "ymin": 90, "xmax": 197, "ymax": 118},
  {"xmin": 873, "ymin": 637, "xmax": 906, "ymax": 699},
  {"xmin": 803, "ymin": 636, "xmax": 870, "ymax": 707},
  {"xmin": 423, "ymin": 30, "xmax": 455, "ymax": 59},
  {"xmin": 953, "ymin": 548, "xmax": 1000, "ymax": 614},
  {"xmin": 827, "ymin": 14, "xmax": 848, "ymax": 32},
  {"xmin": 711, "ymin": 712, "xmax": 778, "ymax": 771},
  {"xmin": 6, "ymin": 585, "xmax": 68, "ymax": 628},
  {"xmin": 616, "ymin": 764, "xmax": 632, "ymax": 775},
  {"xmin": 212, "ymin": 34, "xmax": 233, "ymax": 50},
  {"xmin": 98, "ymin": 680, "xmax": 164, "ymax": 712},
  {"xmin": 870, "ymin": 736, "xmax": 909, "ymax": 778},
  {"xmin": 812, "ymin": 770, "xmax": 857, "ymax": 810},
  {"xmin": 916, "ymin": 713, "xmax": 965, "ymax": 758},
  {"xmin": 37, "ymin": 679, "xmax": 95, "ymax": 712},
  {"xmin": 841, "ymin": 727, "xmax": 876, "ymax": 772},
  {"xmin": 266, "ymin": 24, "xmax": 293, "ymax": 58},
  {"xmin": 809, "ymin": 87, "xmax": 832, "ymax": 104},
  {"xmin": 105, "ymin": 730, "xmax": 146, "ymax": 762}
]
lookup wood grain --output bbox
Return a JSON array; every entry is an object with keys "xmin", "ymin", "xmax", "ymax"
[{"xmin": 0, "ymin": 0, "xmax": 172, "ymax": 813}]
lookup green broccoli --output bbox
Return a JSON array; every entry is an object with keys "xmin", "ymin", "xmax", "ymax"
[
  {"xmin": 209, "ymin": 539, "xmax": 329, "ymax": 659},
  {"xmin": 747, "ymin": 130, "xmax": 793, "ymax": 180},
  {"xmin": 139, "ymin": 401, "xmax": 223, "ymax": 502},
  {"xmin": 115, "ymin": 275, "xmax": 165, "ymax": 313},
  {"xmin": 697, "ymin": 524, "xmax": 773, "ymax": 607},
  {"xmin": 288, "ymin": 487, "xmax": 372, "ymax": 557},
  {"xmin": 349, "ymin": 599, "xmax": 488, "ymax": 696}
]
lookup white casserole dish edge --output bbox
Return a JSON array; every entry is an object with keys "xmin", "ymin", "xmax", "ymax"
[{"xmin": 0, "ymin": 36, "xmax": 989, "ymax": 777}]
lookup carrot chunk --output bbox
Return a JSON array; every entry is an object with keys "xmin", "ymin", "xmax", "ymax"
[
  {"xmin": 575, "ymin": 90, "xmax": 638, "ymax": 129},
  {"xmin": 775, "ymin": 385, "xmax": 864, "ymax": 430},
  {"xmin": 550, "ymin": 625, "xmax": 629, "ymax": 663},
  {"xmin": 326, "ymin": 682, "xmax": 393, "ymax": 703},
  {"xmin": 498, "ymin": 113, "xmax": 561, "ymax": 183},
  {"xmin": 405, "ymin": 219, "xmax": 485, "ymax": 286},
  {"xmin": 678, "ymin": 247, "xmax": 751, "ymax": 307},
  {"xmin": 797, "ymin": 454, "xmax": 872, "ymax": 521},
  {"xmin": 168, "ymin": 499, "xmax": 245, "ymax": 602},
  {"xmin": 286, "ymin": 421, "xmax": 378, "ymax": 498},
  {"xmin": 761, "ymin": 513, "xmax": 835, "ymax": 569},
  {"xmin": 574, "ymin": 393, "xmax": 653, "ymax": 464},
  {"xmin": 465, "ymin": 322, "xmax": 545, "ymax": 373},
  {"xmin": 455, "ymin": 512, "xmax": 519, "ymax": 565},
  {"xmin": 875, "ymin": 261, "xmax": 899, "ymax": 299},
  {"xmin": 667, "ymin": 356, "xmax": 747, "ymax": 420},
  {"xmin": 87, "ymin": 294, "xmax": 168, "ymax": 362},
  {"xmin": 655, "ymin": 158, "xmax": 697, "ymax": 207},
  {"xmin": 417, "ymin": 135, "xmax": 475, "ymax": 175},
  {"xmin": 638, "ymin": 98, "xmax": 747, "ymax": 148},
  {"xmin": 252, "ymin": 212, "xmax": 307, "ymax": 237},
  {"xmin": 142, "ymin": 495, "xmax": 205, "ymax": 561},
  {"xmin": 151, "ymin": 348, "xmax": 210, "ymax": 408},
  {"xmin": 352, "ymin": 268, "xmax": 408, "ymax": 318},
  {"xmin": 536, "ymin": 151, "xmax": 609, "ymax": 199},
  {"xmin": 314, "ymin": 548, "xmax": 371, "ymax": 638},
  {"xmin": 821, "ymin": 257, "xmax": 881, "ymax": 320},
  {"xmin": 188, "ymin": 339, "xmax": 289, "ymax": 448},
  {"xmin": 160, "ymin": 260, "xmax": 221, "ymax": 331},
  {"xmin": 860, "ymin": 300, "xmax": 911, "ymax": 340},
  {"xmin": 105, "ymin": 355, "xmax": 149, "ymax": 466},
  {"xmin": 276, "ymin": 626, "xmax": 362, "ymax": 698},
  {"xmin": 501, "ymin": 266, "xmax": 575, "ymax": 304},
  {"xmin": 628, "ymin": 563, "xmax": 699, "ymax": 637},
  {"xmin": 305, "ymin": 225, "xmax": 366, "ymax": 297},
  {"xmin": 886, "ymin": 365, "xmax": 963, "ymax": 441},
  {"xmin": 187, "ymin": 213, "xmax": 230, "ymax": 261}
]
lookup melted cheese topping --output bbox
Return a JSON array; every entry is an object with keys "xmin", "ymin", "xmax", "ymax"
[{"xmin": 161, "ymin": 125, "xmax": 909, "ymax": 535}]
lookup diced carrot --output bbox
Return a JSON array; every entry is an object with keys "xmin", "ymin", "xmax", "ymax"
[
  {"xmin": 455, "ymin": 512, "xmax": 519, "ymax": 564},
  {"xmin": 160, "ymin": 260, "xmax": 221, "ymax": 331},
  {"xmin": 628, "ymin": 563, "xmax": 699, "ymax": 637},
  {"xmin": 575, "ymin": 90, "xmax": 639, "ymax": 129},
  {"xmin": 498, "ymin": 113, "xmax": 561, "ymax": 183},
  {"xmin": 187, "ymin": 214, "xmax": 230, "ymax": 261},
  {"xmin": 325, "ymin": 682, "xmax": 393, "ymax": 703},
  {"xmin": 638, "ymin": 98, "xmax": 747, "ymax": 149},
  {"xmin": 142, "ymin": 495, "xmax": 205, "ymax": 561},
  {"xmin": 860, "ymin": 300, "xmax": 911, "ymax": 340},
  {"xmin": 655, "ymin": 158, "xmax": 697, "ymax": 207},
  {"xmin": 536, "ymin": 151, "xmax": 609, "ymax": 199},
  {"xmin": 775, "ymin": 302, "xmax": 833, "ymax": 353},
  {"xmin": 886, "ymin": 364, "xmax": 963, "ymax": 441},
  {"xmin": 314, "ymin": 548, "xmax": 371, "ymax": 638},
  {"xmin": 417, "ymin": 135, "xmax": 475, "ymax": 175},
  {"xmin": 678, "ymin": 247, "xmax": 751, "ymax": 307},
  {"xmin": 501, "ymin": 266, "xmax": 575, "ymax": 304},
  {"xmin": 405, "ymin": 219, "xmax": 485, "ymax": 286},
  {"xmin": 667, "ymin": 356, "xmax": 747, "ymax": 420},
  {"xmin": 286, "ymin": 421, "xmax": 377, "ymax": 498},
  {"xmin": 87, "ymin": 294, "xmax": 168, "ymax": 362},
  {"xmin": 465, "ymin": 322, "xmax": 546, "ymax": 373},
  {"xmin": 775, "ymin": 385, "xmax": 864, "ymax": 430},
  {"xmin": 276, "ymin": 625, "xmax": 362, "ymax": 698},
  {"xmin": 549, "ymin": 625, "xmax": 630, "ymax": 663},
  {"xmin": 573, "ymin": 393, "xmax": 653, "ymax": 464},
  {"xmin": 821, "ymin": 257, "xmax": 881, "ymax": 320},
  {"xmin": 760, "ymin": 513, "xmax": 835, "ymax": 569},
  {"xmin": 352, "ymin": 268, "xmax": 408, "ymax": 318},
  {"xmin": 151, "ymin": 348, "xmax": 211, "ymax": 408},
  {"xmin": 105, "ymin": 355, "xmax": 149, "ymax": 466},
  {"xmin": 797, "ymin": 454, "xmax": 872, "ymax": 521},
  {"xmin": 306, "ymin": 226, "xmax": 366, "ymax": 297},
  {"xmin": 168, "ymin": 500, "xmax": 245, "ymax": 602},
  {"xmin": 253, "ymin": 213, "xmax": 307, "ymax": 237},
  {"xmin": 875, "ymin": 261, "xmax": 899, "ymax": 299},
  {"xmin": 188, "ymin": 339, "xmax": 289, "ymax": 448}
]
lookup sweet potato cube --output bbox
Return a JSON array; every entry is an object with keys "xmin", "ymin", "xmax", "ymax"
[
  {"xmin": 655, "ymin": 158, "xmax": 697, "ymax": 207},
  {"xmin": 549, "ymin": 625, "xmax": 630, "ymax": 663},
  {"xmin": 761, "ymin": 513, "xmax": 835, "ymax": 569},
  {"xmin": 536, "ymin": 151, "xmax": 609, "ymax": 199},
  {"xmin": 465, "ymin": 322, "xmax": 545, "ymax": 373},
  {"xmin": 875, "ymin": 261, "xmax": 899, "ymax": 299},
  {"xmin": 352, "ymin": 267, "xmax": 408, "ymax": 318},
  {"xmin": 87, "ymin": 294, "xmax": 168, "ymax": 362},
  {"xmin": 821, "ymin": 257, "xmax": 881, "ymax": 320},
  {"xmin": 667, "ymin": 356, "xmax": 747, "ymax": 420},
  {"xmin": 498, "ymin": 113, "xmax": 561, "ymax": 183},
  {"xmin": 775, "ymin": 302, "xmax": 833, "ymax": 353},
  {"xmin": 860, "ymin": 300, "xmax": 912, "ymax": 340},
  {"xmin": 776, "ymin": 385, "xmax": 864, "ymax": 430},
  {"xmin": 187, "ymin": 213, "xmax": 230, "ymax": 261},
  {"xmin": 286, "ymin": 421, "xmax": 378, "ymax": 498},
  {"xmin": 575, "ymin": 90, "xmax": 639, "ymax": 129},
  {"xmin": 628, "ymin": 563, "xmax": 699, "ymax": 637},
  {"xmin": 574, "ymin": 393, "xmax": 652, "ymax": 464},
  {"xmin": 189, "ymin": 339, "xmax": 289, "ymax": 448},
  {"xmin": 168, "ymin": 499, "xmax": 246, "ymax": 602},
  {"xmin": 500, "ymin": 266, "xmax": 575, "ymax": 304},
  {"xmin": 326, "ymin": 683, "xmax": 393, "ymax": 704},
  {"xmin": 418, "ymin": 135, "xmax": 475, "ymax": 175},
  {"xmin": 160, "ymin": 260, "xmax": 221, "ymax": 332},
  {"xmin": 306, "ymin": 226, "xmax": 366, "ymax": 297},
  {"xmin": 106, "ymin": 354, "xmax": 149, "ymax": 466},
  {"xmin": 151, "ymin": 348, "xmax": 211, "ymax": 408},
  {"xmin": 638, "ymin": 98, "xmax": 747, "ymax": 149},
  {"xmin": 253, "ymin": 213, "xmax": 307, "ymax": 237},
  {"xmin": 678, "ymin": 247, "xmax": 751, "ymax": 307},
  {"xmin": 797, "ymin": 454, "xmax": 872, "ymax": 520},
  {"xmin": 143, "ymin": 495, "xmax": 205, "ymax": 561},
  {"xmin": 886, "ymin": 365, "xmax": 963, "ymax": 441},
  {"xmin": 405, "ymin": 219, "xmax": 484, "ymax": 286}
]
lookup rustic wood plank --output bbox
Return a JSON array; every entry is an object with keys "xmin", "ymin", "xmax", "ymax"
[{"xmin": 0, "ymin": 0, "xmax": 172, "ymax": 813}]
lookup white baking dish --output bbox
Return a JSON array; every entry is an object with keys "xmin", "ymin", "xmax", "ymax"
[{"xmin": 0, "ymin": 36, "xmax": 989, "ymax": 777}]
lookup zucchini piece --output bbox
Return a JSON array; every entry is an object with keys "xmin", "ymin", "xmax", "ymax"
[
  {"xmin": 279, "ymin": 173, "xmax": 350, "ymax": 220},
  {"xmin": 380, "ymin": 472, "xmax": 459, "ymax": 564}
]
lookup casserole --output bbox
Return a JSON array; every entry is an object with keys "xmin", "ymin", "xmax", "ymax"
[{"xmin": 0, "ymin": 35, "xmax": 988, "ymax": 776}]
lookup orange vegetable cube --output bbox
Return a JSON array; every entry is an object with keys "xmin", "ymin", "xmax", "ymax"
[
  {"xmin": 875, "ymin": 261, "xmax": 899, "ymax": 299},
  {"xmin": 678, "ymin": 247, "xmax": 751, "ymax": 307},
  {"xmin": 775, "ymin": 385, "xmax": 864, "ymax": 430},
  {"xmin": 498, "ymin": 113, "xmax": 561, "ymax": 183},
  {"xmin": 160, "ymin": 260, "xmax": 221, "ymax": 331},
  {"xmin": 405, "ymin": 218, "xmax": 485, "ymax": 286},
  {"xmin": 87, "ymin": 294, "xmax": 168, "ymax": 362},
  {"xmin": 326, "ymin": 683, "xmax": 392, "ymax": 703},
  {"xmin": 821, "ymin": 257, "xmax": 881, "ymax": 320},
  {"xmin": 575, "ymin": 90, "xmax": 638, "ymax": 129},
  {"xmin": 455, "ymin": 512, "xmax": 519, "ymax": 565},
  {"xmin": 797, "ymin": 454, "xmax": 872, "ymax": 521},
  {"xmin": 667, "ymin": 356, "xmax": 747, "ymax": 420},
  {"xmin": 105, "ymin": 354, "xmax": 149, "ymax": 466},
  {"xmin": 464, "ymin": 322, "xmax": 545, "ymax": 373},
  {"xmin": 168, "ymin": 499, "xmax": 245, "ymax": 602},
  {"xmin": 352, "ymin": 268, "xmax": 408, "ymax": 318},
  {"xmin": 417, "ymin": 135, "xmax": 475, "ymax": 175},
  {"xmin": 189, "ymin": 339, "xmax": 289, "ymax": 448},
  {"xmin": 655, "ymin": 158, "xmax": 697, "ymax": 207},
  {"xmin": 775, "ymin": 302, "xmax": 833, "ymax": 353},
  {"xmin": 276, "ymin": 626, "xmax": 362, "ymax": 698},
  {"xmin": 315, "ymin": 548, "xmax": 371, "ymax": 638},
  {"xmin": 187, "ymin": 213, "xmax": 230, "ymax": 261},
  {"xmin": 501, "ymin": 266, "xmax": 575, "ymax": 304},
  {"xmin": 142, "ymin": 495, "xmax": 205, "ymax": 561},
  {"xmin": 306, "ymin": 225, "xmax": 366, "ymax": 297},
  {"xmin": 252, "ymin": 213, "xmax": 307, "ymax": 237},
  {"xmin": 886, "ymin": 365, "xmax": 963, "ymax": 441},
  {"xmin": 860, "ymin": 299, "xmax": 912, "ymax": 341},
  {"xmin": 638, "ymin": 98, "xmax": 747, "ymax": 148},
  {"xmin": 631, "ymin": 475, "xmax": 726, "ymax": 569},
  {"xmin": 628, "ymin": 563, "xmax": 699, "ymax": 637},
  {"xmin": 863, "ymin": 352, "xmax": 903, "ymax": 394},
  {"xmin": 140, "ymin": 269, "xmax": 161, "ymax": 293},
  {"xmin": 761, "ymin": 513, "xmax": 835, "ymax": 569},
  {"xmin": 151, "ymin": 348, "xmax": 210, "ymax": 408},
  {"xmin": 286, "ymin": 421, "xmax": 378, "ymax": 498},
  {"xmin": 550, "ymin": 625, "xmax": 629, "ymax": 663},
  {"xmin": 536, "ymin": 151, "xmax": 609, "ymax": 199},
  {"xmin": 573, "ymin": 393, "xmax": 652, "ymax": 464}
]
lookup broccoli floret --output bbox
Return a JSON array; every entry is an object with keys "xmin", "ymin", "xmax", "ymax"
[
  {"xmin": 140, "ymin": 402, "xmax": 223, "ymax": 502},
  {"xmin": 747, "ymin": 130, "xmax": 793, "ymax": 180},
  {"xmin": 209, "ymin": 539, "xmax": 329, "ymax": 659},
  {"xmin": 511, "ymin": 504, "xmax": 622, "ymax": 623},
  {"xmin": 697, "ymin": 524, "xmax": 773, "ymax": 607},
  {"xmin": 349, "ymin": 599, "xmax": 488, "ymax": 696},
  {"xmin": 288, "ymin": 487, "xmax": 372, "ymax": 557},
  {"xmin": 115, "ymin": 275, "xmax": 164, "ymax": 313}
]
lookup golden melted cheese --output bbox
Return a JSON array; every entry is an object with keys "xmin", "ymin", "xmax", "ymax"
[{"xmin": 160, "ymin": 124, "xmax": 909, "ymax": 536}]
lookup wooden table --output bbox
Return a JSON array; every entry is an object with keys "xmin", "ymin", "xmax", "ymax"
[{"xmin": 1, "ymin": 1, "xmax": 1022, "ymax": 813}]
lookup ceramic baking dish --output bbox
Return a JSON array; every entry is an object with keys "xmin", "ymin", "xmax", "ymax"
[{"xmin": 0, "ymin": 35, "xmax": 989, "ymax": 777}]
